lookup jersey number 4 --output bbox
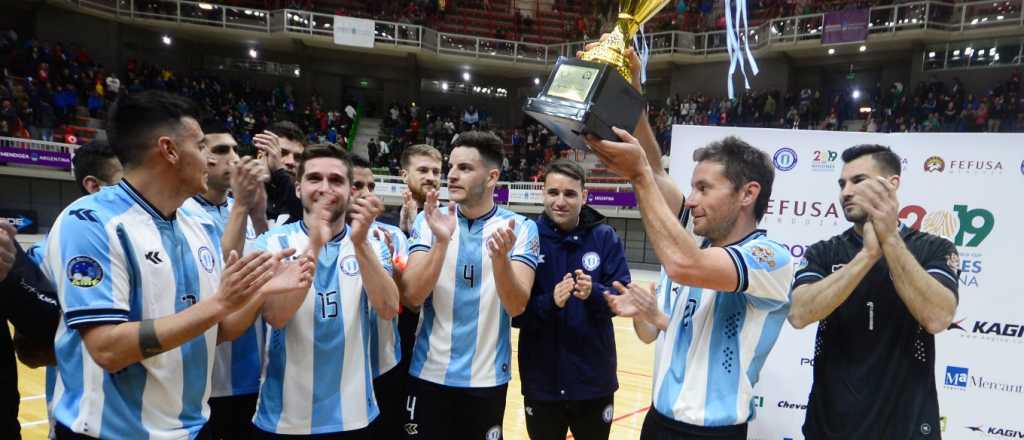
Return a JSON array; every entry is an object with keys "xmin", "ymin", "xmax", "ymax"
[
  {"xmin": 463, "ymin": 264, "xmax": 476, "ymax": 288},
  {"xmin": 317, "ymin": 291, "xmax": 338, "ymax": 319}
]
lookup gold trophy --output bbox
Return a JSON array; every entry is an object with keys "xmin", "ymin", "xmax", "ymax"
[{"xmin": 524, "ymin": 0, "xmax": 669, "ymax": 150}]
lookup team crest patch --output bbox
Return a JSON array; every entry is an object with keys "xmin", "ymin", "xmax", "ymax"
[
  {"xmin": 198, "ymin": 246, "xmax": 215, "ymax": 273},
  {"xmin": 582, "ymin": 252, "xmax": 601, "ymax": 271},
  {"xmin": 750, "ymin": 245, "xmax": 777, "ymax": 269},
  {"xmin": 602, "ymin": 404, "xmax": 614, "ymax": 424},
  {"xmin": 485, "ymin": 425, "xmax": 502, "ymax": 440},
  {"xmin": 340, "ymin": 255, "xmax": 360, "ymax": 276},
  {"xmin": 67, "ymin": 256, "xmax": 103, "ymax": 287},
  {"xmin": 946, "ymin": 252, "xmax": 961, "ymax": 275}
]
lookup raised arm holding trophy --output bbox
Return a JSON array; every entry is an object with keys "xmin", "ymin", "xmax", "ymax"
[{"xmin": 523, "ymin": 0, "xmax": 669, "ymax": 150}]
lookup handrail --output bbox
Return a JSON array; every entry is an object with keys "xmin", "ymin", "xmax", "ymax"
[{"xmin": 61, "ymin": 0, "xmax": 1024, "ymax": 66}]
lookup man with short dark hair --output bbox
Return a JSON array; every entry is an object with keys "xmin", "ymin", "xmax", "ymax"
[
  {"xmin": 591, "ymin": 129, "xmax": 793, "ymax": 439},
  {"xmin": 788, "ymin": 144, "xmax": 958, "ymax": 439},
  {"xmin": 252, "ymin": 144, "xmax": 399, "ymax": 439},
  {"xmin": 350, "ymin": 154, "xmax": 410, "ymax": 439},
  {"xmin": 70, "ymin": 142, "xmax": 123, "ymax": 195},
  {"xmin": 401, "ymin": 131, "xmax": 540, "ymax": 439},
  {"xmin": 583, "ymin": 40, "xmax": 793, "ymax": 436},
  {"xmin": 513, "ymin": 159, "xmax": 630, "ymax": 440},
  {"xmin": 44, "ymin": 91, "xmax": 308, "ymax": 440},
  {"xmin": 18, "ymin": 141, "xmax": 124, "ymax": 439},
  {"xmin": 259, "ymin": 121, "xmax": 306, "ymax": 225},
  {"xmin": 193, "ymin": 118, "xmax": 272, "ymax": 440}
]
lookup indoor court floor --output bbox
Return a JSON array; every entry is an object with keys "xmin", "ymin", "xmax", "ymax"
[{"xmin": 14, "ymin": 270, "xmax": 662, "ymax": 440}]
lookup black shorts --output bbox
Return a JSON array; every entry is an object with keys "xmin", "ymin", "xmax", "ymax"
[
  {"xmin": 252, "ymin": 425, "xmax": 370, "ymax": 440},
  {"xmin": 370, "ymin": 365, "xmax": 407, "ymax": 439},
  {"xmin": 640, "ymin": 408, "xmax": 747, "ymax": 440},
  {"xmin": 402, "ymin": 376, "xmax": 507, "ymax": 440},
  {"xmin": 523, "ymin": 395, "xmax": 614, "ymax": 440},
  {"xmin": 208, "ymin": 393, "xmax": 258, "ymax": 440}
]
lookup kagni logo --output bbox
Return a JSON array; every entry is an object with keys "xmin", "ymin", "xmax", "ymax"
[
  {"xmin": 1019, "ymin": 159, "xmax": 1024, "ymax": 175},
  {"xmin": 772, "ymin": 148, "xmax": 798, "ymax": 171},
  {"xmin": 966, "ymin": 425, "xmax": 1024, "ymax": 439},
  {"xmin": 947, "ymin": 317, "xmax": 1024, "ymax": 344}
]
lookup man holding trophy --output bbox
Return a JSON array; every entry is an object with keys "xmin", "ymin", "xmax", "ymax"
[{"xmin": 527, "ymin": 2, "xmax": 794, "ymax": 439}]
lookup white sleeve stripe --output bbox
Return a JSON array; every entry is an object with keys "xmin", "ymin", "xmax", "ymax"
[
  {"xmin": 928, "ymin": 268, "xmax": 957, "ymax": 284},
  {"xmin": 510, "ymin": 255, "xmax": 537, "ymax": 270},
  {"xmin": 66, "ymin": 316, "xmax": 129, "ymax": 326},
  {"xmin": 795, "ymin": 272, "xmax": 825, "ymax": 280}
]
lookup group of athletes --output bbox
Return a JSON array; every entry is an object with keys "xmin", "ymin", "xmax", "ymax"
[{"xmin": 0, "ymin": 42, "xmax": 960, "ymax": 440}]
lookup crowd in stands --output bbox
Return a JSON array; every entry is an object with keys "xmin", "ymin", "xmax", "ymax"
[
  {"xmin": 4, "ymin": 27, "xmax": 1024, "ymax": 185},
  {"xmin": 648, "ymin": 70, "xmax": 1024, "ymax": 153},
  {"xmin": 0, "ymin": 30, "xmax": 360, "ymax": 150},
  {"xmin": 370, "ymin": 98, "xmax": 575, "ymax": 182}
]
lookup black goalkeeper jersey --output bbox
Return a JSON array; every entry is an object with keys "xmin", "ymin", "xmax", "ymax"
[{"xmin": 793, "ymin": 225, "xmax": 960, "ymax": 440}]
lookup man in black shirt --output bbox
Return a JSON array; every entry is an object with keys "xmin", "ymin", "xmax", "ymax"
[
  {"xmin": 1, "ymin": 222, "xmax": 61, "ymax": 440},
  {"xmin": 788, "ymin": 145, "xmax": 959, "ymax": 439},
  {"xmin": 256, "ymin": 121, "xmax": 305, "ymax": 225}
]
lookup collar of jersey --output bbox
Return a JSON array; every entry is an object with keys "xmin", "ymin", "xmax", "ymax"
[
  {"xmin": 456, "ymin": 204, "xmax": 498, "ymax": 226},
  {"xmin": 299, "ymin": 221, "xmax": 349, "ymax": 243},
  {"xmin": 701, "ymin": 228, "xmax": 766, "ymax": 249},
  {"xmin": 119, "ymin": 180, "xmax": 175, "ymax": 222},
  {"xmin": 192, "ymin": 194, "xmax": 229, "ymax": 208}
]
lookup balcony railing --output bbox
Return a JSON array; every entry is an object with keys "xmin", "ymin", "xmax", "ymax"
[{"xmin": 64, "ymin": 0, "xmax": 1024, "ymax": 66}]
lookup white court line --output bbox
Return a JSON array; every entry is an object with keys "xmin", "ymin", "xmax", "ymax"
[
  {"xmin": 19, "ymin": 419, "xmax": 49, "ymax": 427},
  {"xmin": 20, "ymin": 394, "xmax": 45, "ymax": 402}
]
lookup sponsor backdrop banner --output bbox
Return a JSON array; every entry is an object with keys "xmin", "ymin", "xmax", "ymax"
[{"xmin": 669, "ymin": 126, "xmax": 1024, "ymax": 440}]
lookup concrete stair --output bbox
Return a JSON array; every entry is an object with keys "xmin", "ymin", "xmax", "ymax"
[{"xmin": 350, "ymin": 117, "xmax": 382, "ymax": 160}]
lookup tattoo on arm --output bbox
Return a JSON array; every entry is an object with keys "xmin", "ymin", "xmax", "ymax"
[{"xmin": 138, "ymin": 319, "xmax": 164, "ymax": 358}]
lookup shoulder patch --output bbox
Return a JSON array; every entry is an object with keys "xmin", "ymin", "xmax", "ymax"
[
  {"xmin": 749, "ymin": 245, "xmax": 778, "ymax": 269},
  {"xmin": 67, "ymin": 256, "xmax": 103, "ymax": 287}
]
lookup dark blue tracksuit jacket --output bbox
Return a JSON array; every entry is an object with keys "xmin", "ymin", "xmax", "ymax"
[{"xmin": 511, "ymin": 205, "xmax": 631, "ymax": 401}]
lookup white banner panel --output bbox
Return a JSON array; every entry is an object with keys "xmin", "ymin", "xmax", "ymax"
[
  {"xmin": 333, "ymin": 16, "xmax": 375, "ymax": 48},
  {"xmin": 667, "ymin": 126, "xmax": 1024, "ymax": 440}
]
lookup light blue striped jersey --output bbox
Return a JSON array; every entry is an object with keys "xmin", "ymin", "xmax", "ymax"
[
  {"xmin": 408, "ymin": 205, "xmax": 540, "ymax": 388},
  {"xmin": 651, "ymin": 229, "xmax": 793, "ymax": 427},
  {"xmin": 188, "ymin": 195, "xmax": 264, "ymax": 398},
  {"xmin": 367, "ymin": 221, "xmax": 408, "ymax": 378},
  {"xmin": 42, "ymin": 181, "xmax": 223, "ymax": 440},
  {"xmin": 252, "ymin": 221, "xmax": 391, "ymax": 434}
]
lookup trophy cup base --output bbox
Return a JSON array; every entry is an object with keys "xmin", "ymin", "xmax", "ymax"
[{"xmin": 523, "ymin": 57, "xmax": 644, "ymax": 151}]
